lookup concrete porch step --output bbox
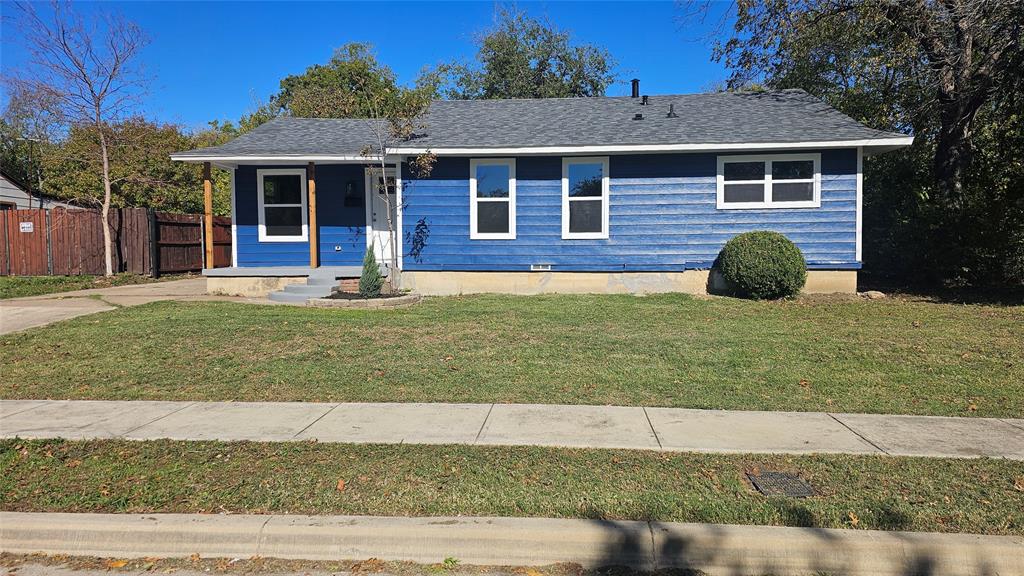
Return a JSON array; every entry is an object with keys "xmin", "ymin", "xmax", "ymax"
[
  {"xmin": 267, "ymin": 291, "xmax": 312, "ymax": 303},
  {"xmin": 281, "ymin": 283, "xmax": 336, "ymax": 296}
]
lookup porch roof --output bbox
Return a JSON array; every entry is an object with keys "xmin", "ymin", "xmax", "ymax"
[{"xmin": 171, "ymin": 90, "xmax": 912, "ymax": 164}]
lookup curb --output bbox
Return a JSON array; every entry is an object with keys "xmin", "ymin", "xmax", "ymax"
[{"xmin": 2, "ymin": 512, "xmax": 1023, "ymax": 575}]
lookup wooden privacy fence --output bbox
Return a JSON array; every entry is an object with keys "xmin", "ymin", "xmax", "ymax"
[{"xmin": 0, "ymin": 207, "xmax": 231, "ymax": 276}]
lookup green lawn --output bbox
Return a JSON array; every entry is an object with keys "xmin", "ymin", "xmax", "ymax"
[
  {"xmin": 0, "ymin": 273, "xmax": 188, "ymax": 299},
  {"xmin": 1, "ymin": 294, "xmax": 1021, "ymax": 416},
  {"xmin": 3, "ymin": 439, "xmax": 1022, "ymax": 535}
]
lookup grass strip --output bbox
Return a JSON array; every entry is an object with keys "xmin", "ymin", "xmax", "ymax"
[
  {"xmin": 2, "ymin": 439, "xmax": 1022, "ymax": 535},
  {"xmin": 2, "ymin": 295, "xmax": 1022, "ymax": 416}
]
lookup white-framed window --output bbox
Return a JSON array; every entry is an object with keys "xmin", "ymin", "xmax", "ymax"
[
  {"xmin": 562, "ymin": 156, "xmax": 609, "ymax": 239},
  {"xmin": 470, "ymin": 158, "xmax": 516, "ymax": 239},
  {"xmin": 257, "ymin": 168, "xmax": 308, "ymax": 242},
  {"xmin": 717, "ymin": 153, "xmax": 821, "ymax": 209}
]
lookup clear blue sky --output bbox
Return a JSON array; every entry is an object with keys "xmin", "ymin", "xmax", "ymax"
[{"xmin": 1, "ymin": 1, "xmax": 733, "ymax": 133}]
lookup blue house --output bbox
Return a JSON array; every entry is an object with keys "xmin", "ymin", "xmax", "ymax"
[{"xmin": 171, "ymin": 86, "xmax": 912, "ymax": 300}]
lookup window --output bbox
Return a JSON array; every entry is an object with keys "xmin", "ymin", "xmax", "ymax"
[
  {"xmin": 470, "ymin": 158, "xmax": 515, "ymax": 239},
  {"xmin": 562, "ymin": 157, "xmax": 609, "ymax": 239},
  {"xmin": 257, "ymin": 168, "xmax": 308, "ymax": 242},
  {"xmin": 717, "ymin": 153, "xmax": 820, "ymax": 209}
]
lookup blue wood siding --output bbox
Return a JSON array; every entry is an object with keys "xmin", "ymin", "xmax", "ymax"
[
  {"xmin": 401, "ymin": 149, "xmax": 859, "ymax": 271},
  {"xmin": 234, "ymin": 164, "xmax": 367, "ymax": 267}
]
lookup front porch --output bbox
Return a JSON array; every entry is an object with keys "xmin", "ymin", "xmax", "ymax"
[{"xmin": 195, "ymin": 161, "xmax": 401, "ymax": 283}]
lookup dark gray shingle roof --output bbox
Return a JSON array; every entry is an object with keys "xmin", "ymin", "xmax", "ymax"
[{"xmin": 174, "ymin": 89, "xmax": 910, "ymax": 158}]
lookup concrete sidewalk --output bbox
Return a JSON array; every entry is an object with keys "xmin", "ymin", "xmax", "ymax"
[
  {"xmin": 3, "ymin": 511, "xmax": 1022, "ymax": 575},
  {"xmin": 2, "ymin": 399, "xmax": 1022, "ymax": 459},
  {"xmin": 0, "ymin": 278, "xmax": 277, "ymax": 334}
]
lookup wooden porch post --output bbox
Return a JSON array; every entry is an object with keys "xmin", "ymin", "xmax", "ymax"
[
  {"xmin": 202, "ymin": 162, "xmax": 214, "ymax": 269},
  {"xmin": 308, "ymin": 162, "xmax": 318, "ymax": 268}
]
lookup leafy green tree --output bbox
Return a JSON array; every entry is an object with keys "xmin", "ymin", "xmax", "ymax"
[
  {"xmin": 0, "ymin": 85, "xmax": 62, "ymax": 200},
  {"xmin": 690, "ymin": 0, "xmax": 1024, "ymax": 287},
  {"xmin": 430, "ymin": 7, "xmax": 617, "ymax": 99},
  {"xmin": 275, "ymin": 43, "xmax": 409, "ymax": 118},
  {"xmin": 41, "ymin": 118, "xmax": 230, "ymax": 215}
]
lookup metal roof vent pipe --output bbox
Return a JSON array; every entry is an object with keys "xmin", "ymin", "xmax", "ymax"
[
  {"xmin": 641, "ymin": 95, "xmax": 649, "ymax": 105},
  {"xmin": 631, "ymin": 78, "xmax": 640, "ymax": 98},
  {"xmin": 667, "ymin": 103, "xmax": 678, "ymax": 118}
]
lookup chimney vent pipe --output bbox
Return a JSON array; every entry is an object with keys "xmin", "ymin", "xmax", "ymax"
[{"xmin": 631, "ymin": 79, "xmax": 640, "ymax": 98}]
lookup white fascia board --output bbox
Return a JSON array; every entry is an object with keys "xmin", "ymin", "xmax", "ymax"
[
  {"xmin": 391, "ymin": 137, "xmax": 915, "ymax": 156},
  {"xmin": 169, "ymin": 136, "xmax": 914, "ymax": 163},
  {"xmin": 169, "ymin": 154, "xmax": 383, "ymax": 163}
]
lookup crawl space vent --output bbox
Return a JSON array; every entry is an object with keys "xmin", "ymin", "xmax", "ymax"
[{"xmin": 746, "ymin": 471, "xmax": 814, "ymax": 498}]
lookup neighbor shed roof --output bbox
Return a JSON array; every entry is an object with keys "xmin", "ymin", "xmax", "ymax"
[{"xmin": 172, "ymin": 89, "xmax": 912, "ymax": 162}]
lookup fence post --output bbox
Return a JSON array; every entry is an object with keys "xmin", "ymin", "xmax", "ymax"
[
  {"xmin": 148, "ymin": 208, "xmax": 160, "ymax": 278},
  {"xmin": 44, "ymin": 209, "xmax": 53, "ymax": 275},
  {"xmin": 0, "ymin": 212, "xmax": 8, "ymax": 276}
]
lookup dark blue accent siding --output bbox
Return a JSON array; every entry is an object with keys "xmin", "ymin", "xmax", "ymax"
[
  {"xmin": 401, "ymin": 149, "xmax": 859, "ymax": 271},
  {"xmin": 234, "ymin": 164, "xmax": 368, "ymax": 267}
]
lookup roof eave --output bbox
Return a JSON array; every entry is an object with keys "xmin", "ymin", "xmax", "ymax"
[
  {"xmin": 169, "ymin": 154, "xmax": 384, "ymax": 165},
  {"xmin": 389, "ymin": 137, "xmax": 914, "ymax": 156},
  {"xmin": 168, "ymin": 136, "xmax": 914, "ymax": 164}
]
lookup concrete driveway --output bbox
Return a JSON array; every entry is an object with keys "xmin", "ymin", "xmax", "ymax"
[{"xmin": 0, "ymin": 278, "xmax": 257, "ymax": 334}]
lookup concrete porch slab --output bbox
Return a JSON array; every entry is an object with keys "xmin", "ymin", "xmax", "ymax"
[
  {"xmin": 121, "ymin": 401, "xmax": 337, "ymax": 441},
  {"xmin": 833, "ymin": 413, "xmax": 1024, "ymax": 459},
  {"xmin": 646, "ymin": 408, "xmax": 880, "ymax": 455},
  {"xmin": 476, "ymin": 404, "xmax": 659, "ymax": 450},
  {"xmin": 0, "ymin": 400, "xmax": 191, "ymax": 439},
  {"xmin": 295, "ymin": 403, "xmax": 490, "ymax": 444}
]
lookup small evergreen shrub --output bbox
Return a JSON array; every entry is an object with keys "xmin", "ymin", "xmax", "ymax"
[
  {"xmin": 716, "ymin": 231, "xmax": 807, "ymax": 299},
  {"xmin": 358, "ymin": 246, "xmax": 384, "ymax": 298}
]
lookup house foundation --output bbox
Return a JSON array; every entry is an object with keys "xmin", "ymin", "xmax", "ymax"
[{"xmin": 401, "ymin": 270, "xmax": 857, "ymax": 296}]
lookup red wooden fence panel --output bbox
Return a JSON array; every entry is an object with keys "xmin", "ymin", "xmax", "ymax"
[
  {"xmin": 0, "ymin": 211, "xmax": 9, "ymax": 275},
  {"xmin": 212, "ymin": 215, "xmax": 232, "ymax": 268},
  {"xmin": 49, "ymin": 208, "xmax": 105, "ymax": 275},
  {"xmin": 118, "ymin": 207, "xmax": 150, "ymax": 274},
  {"xmin": 1, "ymin": 207, "xmax": 230, "ymax": 277},
  {"xmin": 154, "ymin": 211, "xmax": 202, "ymax": 273},
  {"xmin": 3, "ymin": 210, "xmax": 49, "ymax": 275}
]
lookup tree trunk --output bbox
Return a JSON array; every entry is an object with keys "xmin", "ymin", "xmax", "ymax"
[
  {"xmin": 933, "ymin": 94, "xmax": 985, "ymax": 211},
  {"xmin": 98, "ymin": 128, "xmax": 114, "ymax": 277},
  {"xmin": 378, "ymin": 158, "xmax": 400, "ymax": 290}
]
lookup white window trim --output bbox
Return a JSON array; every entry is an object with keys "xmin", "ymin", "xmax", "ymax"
[
  {"xmin": 562, "ymin": 156, "xmax": 610, "ymax": 240},
  {"xmin": 716, "ymin": 153, "xmax": 821, "ymax": 210},
  {"xmin": 256, "ymin": 168, "xmax": 308, "ymax": 242},
  {"xmin": 469, "ymin": 158, "xmax": 516, "ymax": 240}
]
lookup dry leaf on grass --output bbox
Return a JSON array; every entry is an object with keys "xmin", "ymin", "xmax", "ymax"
[
  {"xmin": 105, "ymin": 559, "xmax": 128, "ymax": 569},
  {"xmin": 336, "ymin": 478, "xmax": 346, "ymax": 492},
  {"xmin": 848, "ymin": 512, "xmax": 860, "ymax": 527}
]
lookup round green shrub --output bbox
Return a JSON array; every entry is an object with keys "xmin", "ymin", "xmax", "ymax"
[{"xmin": 716, "ymin": 231, "xmax": 807, "ymax": 299}]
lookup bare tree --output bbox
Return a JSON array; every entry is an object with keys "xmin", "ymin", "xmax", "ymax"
[
  {"xmin": 9, "ymin": 1, "xmax": 149, "ymax": 276},
  {"xmin": 360, "ymin": 87, "xmax": 435, "ymax": 290}
]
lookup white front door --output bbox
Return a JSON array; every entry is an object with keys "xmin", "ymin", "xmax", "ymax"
[{"xmin": 366, "ymin": 168, "xmax": 397, "ymax": 266}]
